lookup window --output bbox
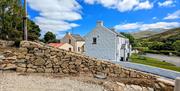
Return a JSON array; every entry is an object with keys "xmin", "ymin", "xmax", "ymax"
[
  {"xmin": 69, "ymin": 39, "xmax": 71, "ymax": 44},
  {"xmin": 92, "ymin": 37, "xmax": 97, "ymax": 44},
  {"xmin": 78, "ymin": 47, "xmax": 81, "ymax": 52},
  {"xmin": 69, "ymin": 48, "xmax": 72, "ymax": 51}
]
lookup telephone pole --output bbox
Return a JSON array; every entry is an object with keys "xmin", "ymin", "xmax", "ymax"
[{"xmin": 23, "ymin": 0, "xmax": 28, "ymax": 40}]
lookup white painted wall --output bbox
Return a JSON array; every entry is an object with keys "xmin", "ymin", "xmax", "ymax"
[
  {"xmin": 85, "ymin": 22, "xmax": 117, "ymax": 61},
  {"xmin": 85, "ymin": 21, "xmax": 131, "ymax": 62}
]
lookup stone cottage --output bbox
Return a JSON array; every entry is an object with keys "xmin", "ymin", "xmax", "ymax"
[
  {"xmin": 84, "ymin": 21, "xmax": 131, "ymax": 61},
  {"xmin": 61, "ymin": 32, "xmax": 85, "ymax": 54}
]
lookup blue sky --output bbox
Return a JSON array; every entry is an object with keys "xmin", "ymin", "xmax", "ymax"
[{"xmin": 26, "ymin": 0, "xmax": 180, "ymax": 38}]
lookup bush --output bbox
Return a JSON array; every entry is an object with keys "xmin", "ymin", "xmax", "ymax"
[{"xmin": 144, "ymin": 50, "xmax": 160, "ymax": 54}]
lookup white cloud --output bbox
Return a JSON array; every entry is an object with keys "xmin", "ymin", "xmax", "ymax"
[
  {"xmin": 158, "ymin": 0, "xmax": 174, "ymax": 7},
  {"xmin": 84, "ymin": 0, "xmax": 153, "ymax": 12},
  {"xmin": 114, "ymin": 22, "xmax": 180, "ymax": 31},
  {"xmin": 164, "ymin": 10, "xmax": 180, "ymax": 20},
  {"xmin": 152, "ymin": 17, "xmax": 157, "ymax": 20},
  {"xmin": 27, "ymin": 0, "xmax": 82, "ymax": 38},
  {"xmin": 134, "ymin": 1, "xmax": 153, "ymax": 10}
]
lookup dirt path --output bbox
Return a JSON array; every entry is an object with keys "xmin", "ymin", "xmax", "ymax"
[{"xmin": 0, "ymin": 72, "xmax": 105, "ymax": 91}]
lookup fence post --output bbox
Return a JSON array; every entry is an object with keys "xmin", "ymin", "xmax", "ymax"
[{"xmin": 174, "ymin": 77, "xmax": 180, "ymax": 91}]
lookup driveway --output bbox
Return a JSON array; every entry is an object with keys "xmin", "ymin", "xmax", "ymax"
[
  {"xmin": 143, "ymin": 53, "xmax": 180, "ymax": 67},
  {"xmin": 112, "ymin": 61, "xmax": 180, "ymax": 80}
]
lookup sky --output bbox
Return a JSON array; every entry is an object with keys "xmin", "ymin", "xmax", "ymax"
[{"xmin": 25, "ymin": 0, "xmax": 180, "ymax": 38}]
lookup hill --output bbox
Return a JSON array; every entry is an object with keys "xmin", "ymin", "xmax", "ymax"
[
  {"xmin": 142, "ymin": 28, "xmax": 180, "ymax": 42},
  {"xmin": 131, "ymin": 29, "xmax": 165, "ymax": 39}
]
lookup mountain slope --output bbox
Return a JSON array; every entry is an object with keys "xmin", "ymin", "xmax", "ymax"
[
  {"xmin": 131, "ymin": 29, "xmax": 165, "ymax": 39},
  {"xmin": 142, "ymin": 28, "xmax": 180, "ymax": 42}
]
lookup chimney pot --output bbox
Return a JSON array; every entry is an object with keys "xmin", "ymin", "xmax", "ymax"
[{"xmin": 97, "ymin": 20, "xmax": 103, "ymax": 27}]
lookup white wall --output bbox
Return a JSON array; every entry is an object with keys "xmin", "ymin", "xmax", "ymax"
[{"xmin": 85, "ymin": 25, "xmax": 117, "ymax": 61}]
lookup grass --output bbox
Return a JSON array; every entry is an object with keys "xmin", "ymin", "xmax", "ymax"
[{"xmin": 130, "ymin": 54, "xmax": 180, "ymax": 72}]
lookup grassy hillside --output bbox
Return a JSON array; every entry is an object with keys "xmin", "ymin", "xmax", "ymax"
[
  {"xmin": 132, "ymin": 29, "xmax": 164, "ymax": 39},
  {"xmin": 143, "ymin": 28, "xmax": 180, "ymax": 42}
]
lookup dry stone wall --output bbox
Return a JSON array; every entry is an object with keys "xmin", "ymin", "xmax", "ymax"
[
  {"xmin": 0, "ymin": 41, "xmax": 174, "ymax": 91},
  {"xmin": 0, "ymin": 40, "xmax": 14, "ymax": 47}
]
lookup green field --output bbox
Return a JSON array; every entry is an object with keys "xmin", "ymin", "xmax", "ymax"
[{"xmin": 130, "ymin": 54, "xmax": 180, "ymax": 72}]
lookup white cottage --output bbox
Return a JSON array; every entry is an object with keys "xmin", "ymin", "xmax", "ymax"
[{"xmin": 84, "ymin": 21, "xmax": 131, "ymax": 62}]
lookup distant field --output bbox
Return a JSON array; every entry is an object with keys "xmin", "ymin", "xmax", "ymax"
[{"xmin": 130, "ymin": 54, "xmax": 180, "ymax": 72}]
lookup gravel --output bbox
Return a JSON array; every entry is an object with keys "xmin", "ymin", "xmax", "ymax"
[{"xmin": 0, "ymin": 72, "xmax": 105, "ymax": 91}]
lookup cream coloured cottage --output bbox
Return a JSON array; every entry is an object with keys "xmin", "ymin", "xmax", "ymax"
[{"xmin": 61, "ymin": 32, "xmax": 85, "ymax": 53}]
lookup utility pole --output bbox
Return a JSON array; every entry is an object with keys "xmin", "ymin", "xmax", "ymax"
[{"xmin": 23, "ymin": 0, "xmax": 28, "ymax": 40}]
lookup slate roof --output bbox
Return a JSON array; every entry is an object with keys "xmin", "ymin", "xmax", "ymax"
[
  {"xmin": 108, "ymin": 28, "xmax": 126, "ymax": 38},
  {"xmin": 71, "ymin": 34, "xmax": 85, "ymax": 41}
]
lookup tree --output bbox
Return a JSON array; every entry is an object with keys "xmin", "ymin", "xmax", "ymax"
[
  {"xmin": 121, "ymin": 32, "xmax": 136, "ymax": 46},
  {"xmin": 0, "ymin": 0, "xmax": 41, "ymax": 41},
  {"xmin": 173, "ymin": 40, "xmax": 180, "ymax": 52},
  {"xmin": 44, "ymin": 31, "xmax": 56, "ymax": 43}
]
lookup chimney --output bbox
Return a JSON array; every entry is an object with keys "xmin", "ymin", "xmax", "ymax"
[
  {"xmin": 66, "ymin": 32, "xmax": 71, "ymax": 35},
  {"xmin": 96, "ymin": 20, "xmax": 103, "ymax": 27}
]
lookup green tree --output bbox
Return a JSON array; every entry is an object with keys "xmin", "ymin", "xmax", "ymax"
[
  {"xmin": 44, "ymin": 31, "xmax": 56, "ymax": 43},
  {"xmin": 121, "ymin": 32, "xmax": 136, "ymax": 46},
  {"xmin": 173, "ymin": 40, "xmax": 180, "ymax": 52},
  {"xmin": 0, "ymin": 0, "xmax": 41, "ymax": 41}
]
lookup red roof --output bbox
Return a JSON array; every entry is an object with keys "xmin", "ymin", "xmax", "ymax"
[{"xmin": 48, "ymin": 43, "xmax": 65, "ymax": 48}]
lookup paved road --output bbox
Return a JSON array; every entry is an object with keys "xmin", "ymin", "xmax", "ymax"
[
  {"xmin": 112, "ymin": 61, "xmax": 180, "ymax": 80},
  {"xmin": 143, "ymin": 53, "xmax": 180, "ymax": 67}
]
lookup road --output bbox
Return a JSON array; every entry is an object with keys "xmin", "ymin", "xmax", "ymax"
[
  {"xmin": 112, "ymin": 61, "xmax": 180, "ymax": 80},
  {"xmin": 143, "ymin": 53, "xmax": 180, "ymax": 67}
]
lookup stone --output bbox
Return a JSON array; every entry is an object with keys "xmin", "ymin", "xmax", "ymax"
[
  {"xmin": 116, "ymin": 82, "xmax": 125, "ymax": 87},
  {"xmin": 45, "ymin": 68, "xmax": 53, "ymax": 73},
  {"xmin": 27, "ymin": 68, "xmax": 36, "ymax": 73},
  {"xmin": 75, "ymin": 60, "xmax": 81, "ymax": 65},
  {"xmin": 147, "ymin": 87, "xmax": 154, "ymax": 91},
  {"xmin": 61, "ymin": 62, "xmax": 68, "ymax": 68},
  {"xmin": 5, "ymin": 56, "xmax": 17, "ymax": 60},
  {"xmin": 53, "ymin": 67, "xmax": 59, "ymax": 73},
  {"xmin": 16, "ymin": 59, "xmax": 26, "ymax": 63},
  {"xmin": 130, "ymin": 71, "xmax": 137, "ymax": 78},
  {"xmin": 17, "ymin": 54, "xmax": 26, "ymax": 59},
  {"xmin": 155, "ymin": 83, "xmax": 161, "ymax": 89},
  {"xmin": 17, "ymin": 63, "xmax": 26, "ymax": 68},
  {"xmin": 142, "ymin": 87, "xmax": 148, "ymax": 91},
  {"xmin": 130, "ymin": 85, "xmax": 142, "ymax": 91},
  {"xmin": 3, "ymin": 64, "xmax": 16, "ymax": 70},
  {"xmin": 27, "ymin": 64, "xmax": 33, "ymax": 68},
  {"xmin": 0, "ymin": 55, "xmax": 5, "ymax": 60},
  {"xmin": 16, "ymin": 67, "xmax": 26, "ymax": 72},
  {"xmin": 46, "ymin": 63, "xmax": 53, "ymax": 68},
  {"xmin": 94, "ymin": 72, "xmax": 107, "ymax": 79},
  {"xmin": 159, "ymin": 82, "xmax": 166, "ymax": 88},
  {"xmin": 36, "ymin": 68, "xmax": 45, "ymax": 72},
  {"xmin": 34, "ymin": 57, "xmax": 45, "ymax": 66}
]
